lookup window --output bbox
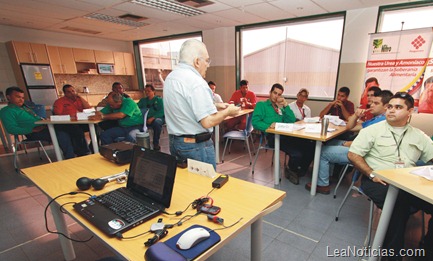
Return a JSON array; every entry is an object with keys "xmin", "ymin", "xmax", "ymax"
[
  {"xmin": 378, "ymin": 3, "xmax": 433, "ymax": 33},
  {"xmin": 237, "ymin": 14, "xmax": 345, "ymax": 100},
  {"xmin": 135, "ymin": 33, "xmax": 202, "ymax": 89}
]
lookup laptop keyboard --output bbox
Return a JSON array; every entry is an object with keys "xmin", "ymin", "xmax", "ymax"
[{"xmin": 96, "ymin": 189, "xmax": 155, "ymax": 223}]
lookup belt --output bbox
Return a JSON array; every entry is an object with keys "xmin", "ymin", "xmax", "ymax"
[{"xmin": 171, "ymin": 132, "xmax": 212, "ymax": 143}]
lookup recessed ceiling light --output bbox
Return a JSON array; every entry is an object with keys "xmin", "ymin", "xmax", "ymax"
[
  {"xmin": 84, "ymin": 13, "xmax": 149, "ymax": 27},
  {"xmin": 131, "ymin": 0, "xmax": 205, "ymax": 17}
]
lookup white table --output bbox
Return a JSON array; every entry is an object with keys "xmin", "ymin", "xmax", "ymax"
[
  {"xmin": 215, "ymin": 109, "xmax": 254, "ymax": 163},
  {"xmin": 266, "ymin": 122, "xmax": 347, "ymax": 194},
  {"xmin": 35, "ymin": 119, "xmax": 102, "ymax": 161},
  {"xmin": 368, "ymin": 166, "xmax": 433, "ymax": 261}
]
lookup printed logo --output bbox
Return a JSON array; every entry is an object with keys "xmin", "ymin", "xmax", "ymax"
[
  {"xmin": 411, "ymin": 35, "xmax": 426, "ymax": 49},
  {"xmin": 372, "ymin": 39, "xmax": 392, "ymax": 53},
  {"xmin": 108, "ymin": 219, "xmax": 125, "ymax": 229}
]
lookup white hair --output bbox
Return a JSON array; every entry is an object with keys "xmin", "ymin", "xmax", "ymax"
[{"xmin": 179, "ymin": 39, "xmax": 207, "ymax": 65}]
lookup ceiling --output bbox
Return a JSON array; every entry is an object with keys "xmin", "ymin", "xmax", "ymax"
[{"xmin": 0, "ymin": 0, "xmax": 415, "ymax": 42}]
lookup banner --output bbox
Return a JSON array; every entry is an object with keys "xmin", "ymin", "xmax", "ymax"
[{"xmin": 362, "ymin": 28, "xmax": 433, "ymax": 113}]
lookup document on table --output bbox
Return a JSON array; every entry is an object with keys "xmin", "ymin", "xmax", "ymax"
[
  {"xmin": 410, "ymin": 167, "xmax": 433, "ymax": 181},
  {"xmin": 275, "ymin": 123, "xmax": 305, "ymax": 132},
  {"xmin": 304, "ymin": 124, "xmax": 336, "ymax": 133}
]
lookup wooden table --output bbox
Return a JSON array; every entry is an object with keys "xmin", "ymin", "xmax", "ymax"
[
  {"xmin": 35, "ymin": 119, "xmax": 102, "ymax": 161},
  {"xmin": 368, "ymin": 166, "xmax": 433, "ymax": 261},
  {"xmin": 21, "ymin": 154, "xmax": 285, "ymax": 261},
  {"xmin": 266, "ymin": 122, "xmax": 347, "ymax": 194},
  {"xmin": 215, "ymin": 108, "xmax": 254, "ymax": 163}
]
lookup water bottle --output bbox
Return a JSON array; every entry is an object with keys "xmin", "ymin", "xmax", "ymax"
[
  {"xmin": 136, "ymin": 131, "xmax": 151, "ymax": 149},
  {"xmin": 321, "ymin": 118, "xmax": 329, "ymax": 136}
]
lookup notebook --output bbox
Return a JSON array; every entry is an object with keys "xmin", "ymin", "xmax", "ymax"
[{"xmin": 73, "ymin": 146, "xmax": 177, "ymax": 236}]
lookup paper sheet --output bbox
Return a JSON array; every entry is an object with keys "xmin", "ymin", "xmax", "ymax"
[
  {"xmin": 275, "ymin": 123, "xmax": 305, "ymax": 132},
  {"xmin": 304, "ymin": 117, "xmax": 320, "ymax": 123},
  {"xmin": 410, "ymin": 167, "xmax": 433, "ymax": 181},
  {"xmin": 50, "ymin": 115, "xmax": 71, "ymax": 121}
]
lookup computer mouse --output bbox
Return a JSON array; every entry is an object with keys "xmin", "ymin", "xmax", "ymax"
[{"xmin": 176, "ymin": 227, "xmax": 210, "ymax": 250}]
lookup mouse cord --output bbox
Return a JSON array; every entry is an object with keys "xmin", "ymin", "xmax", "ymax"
[
  {"xmin": 44, "ymin": 191, "xmax": 94, "ymax": 243},
  {"xmin": 208, "ymin": 217, "xmax": 244, "ymax": 232}
]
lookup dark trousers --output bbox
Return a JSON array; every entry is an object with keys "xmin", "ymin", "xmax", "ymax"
[
  {"xmin": 56, "ymin": 124, "xmax": 90, "ymax": 156},
  {"xmin": 26, "ymin": 127, "xmax": 75, "ymax": 159},
  {"xmin": 362, "ymin": 177, "xmax": 433, "ymax": 260},
  {"xmin": 267, "ymin": 134, "xmax": 315, "ymax": 174}
]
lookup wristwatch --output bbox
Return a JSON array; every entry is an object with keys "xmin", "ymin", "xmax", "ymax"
[{"xmin": 369, "ymin": 172, "xmax": 375, "ymax": 180}]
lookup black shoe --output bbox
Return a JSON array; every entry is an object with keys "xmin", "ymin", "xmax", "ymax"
[{"xmin": 285, "ymin": 167, "xmax": 299, "ymax": 185}]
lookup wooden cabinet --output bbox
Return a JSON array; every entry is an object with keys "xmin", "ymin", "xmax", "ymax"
[
  {"xmin": 9, "ymin": 41, "xmax": 50, "ymax": 64},
  {"xmin": 114, "ymin": 52, "xmax": 135, "ymax": 75},
  {"xmin": 73, "ymin": 48, "xmax": 95, "ymax": 63},
  {"xmin": 95, "ymin": 50, "xmax": 114, "ymax": 64},
  {"xmin": 47, "ymin": 46, "xmax": 77, "ymax": 74}
]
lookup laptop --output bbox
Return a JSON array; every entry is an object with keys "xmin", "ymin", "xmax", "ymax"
[{"xmin": 73, "ymin": 146, "xmax": 177, "ymax": 236}]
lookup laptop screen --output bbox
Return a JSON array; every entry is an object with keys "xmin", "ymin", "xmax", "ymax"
[{"xmin": 127, "ymin": 146, "xmax": 177, "ymax": 208}]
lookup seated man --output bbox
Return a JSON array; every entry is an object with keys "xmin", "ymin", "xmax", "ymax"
[
  {"xmin": 52, "ymin": 84, "xmax": 91, "ymax": 156},
  {"xmin": 319, "ymin": 86, "xmax": 354, "ymax": 121},
  {"xmin": 0, "ymin": 86, "xmax": 75, "ymax": 159},
  {"xmin": 288, "ymin": 88, "xmax": 311, "ymax": 121},
  {"xmin": 225, "ymin": 79, "xmax": 257, "ymax": 131},
  {"xmin": 359, "ymin": 86, "xmax": 381, "ymax": 122},
  {"xmin": 137, "ymin": 84, "xmax": 164, "ymax": 150},
  {"xmin": 305, "ymin": 90, "xmax": 393, "ymax": 194},
  {"xmin": 252, "ymin": 83, "xmax": 315, "ymax": 185},
  {"xmin": 208, "ymin": 81, "xmax": 223, "ymax": 103},
  {"xmin": 348, "ymin": 92, "xmax": 433, "ymax": 260},
  {"xmin": 89, "ymin": 92, "xmax": 143, "ymax": 145},
  {"xmin": 97, "ymin": 82, "xmax": 131, "ymax": 130}
]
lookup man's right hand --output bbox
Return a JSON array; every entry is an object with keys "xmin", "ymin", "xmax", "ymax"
[
  {"xmin": 226, "ymin": 103, "xmax": 241, "ymax": 116},
  {"xmin": 32, "ymin": 125, "xmax": 46, "ymax": 133}
]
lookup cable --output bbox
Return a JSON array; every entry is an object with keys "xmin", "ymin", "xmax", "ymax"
[
  {"xmin": 44, "ymin": 191, "xmax": 94, "ymax": 243},
  {"xmin": 209, "ymin": 217, "xmax": 244, "ymax": 232},
  {"xmin": 162, "ymin": 187, "xmax": 216, "ymax": 216},
  {"xmin": 116, "ymin": 230, "xmax": 151, "ymax": 240}
]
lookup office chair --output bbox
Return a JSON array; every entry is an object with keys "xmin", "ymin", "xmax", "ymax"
[
  {"xmin": 335, "ymin": 170, "xmax": 374, "ymax": 247},
  {"xmin": 221, "ymin": 113, "xmax": 254, "ymax": 164},
  {"xmin": 333, "ymin": 163, "xmax": 354, "ymax": 198},
  {"xmin": 12, "ymin": 134, "xmax": 52, "ymax": 172}
]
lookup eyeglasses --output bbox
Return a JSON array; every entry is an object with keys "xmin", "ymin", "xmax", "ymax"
[
  {"xmin": 394, "ymin": 92, "xmax": 408, "ymax": 98},
  {"xmin": 200, "ymin": 57, "xmax": 211, "ymax": 66}
]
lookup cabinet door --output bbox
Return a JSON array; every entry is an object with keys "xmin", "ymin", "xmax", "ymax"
[
  {"xmin": 113, "ymin": 52, "xmax": 126, "ymax": 75},
  {"xmin": 47, "ymin": 46, "xmax": 62, "ymax": 73},
  {"xmin": 95, "ymin": 50, "xmax": 114, "ymax": 63},
  {"xmin": 30, "ymin": 43, "xmax": 50, "ymax": 64},
  {"xmin": 13, "ymin": 41, "xmax": 34, "ymax": 63},
  {"xmin": 73, "ymin": 48, "xmax": 96, "ymax": 63},
  {"xmin": 123, "ymin": 52, "xmax": 135, "ymax": 75},
  {"xmin": 58, "ymin": 47, "xmax": 77, "ymax": 74}
]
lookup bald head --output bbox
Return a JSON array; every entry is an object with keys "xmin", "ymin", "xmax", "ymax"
[{"xmin": 178, "ymin": 39, "xmax": 210, "ymax": 78}]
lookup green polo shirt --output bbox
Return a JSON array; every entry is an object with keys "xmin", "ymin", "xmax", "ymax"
[
  {"xmin": 0, "ymin": 104, "xmax": 41, "ymax": 135},
  {"xmin": 252, "ymin": 99, "xmax": 296, "ymax": 132},
  {"xmin": 101, "ymin": 97, "xmax": 143, "ymax": 127},
  {"xmin": 137, "ymin": 96, "xmax": 164, "ymax": 119},
  {"xmin": 349, "ymin": 121, "xmax": 433, "ymax": 170}
]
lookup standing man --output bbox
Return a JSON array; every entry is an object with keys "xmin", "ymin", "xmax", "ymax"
[
  {"xmin": 319, "ymin": 86, "xmax": 355, "ymax": 121},
  {"xmin": 305, "ymin": 90, "xmax": 393, "ymax": 194},
  {"xmin": 163, "ymin": 39, "xmax": 240, "ymax": 169},
  {"xmin": 348, "ymin": 92, "xmax": 433, "ymax": 259},
  {"xmin": 89, "ymin": 92, "xmax": 143, "ymax": 145},
  {"xmin": 225, "ymin": 79, "xmax": 257, "ymax": 131},
  {"xmin": 137, "ymin": 84, "xmax": 164, "ymax": 150},
  {"xmin": 52, "ymin": 84, "xmax": 91, "ymax": 156},
  {"xmin": 252, "ymin": 83, "xmax": 315, "ymax": 185},
  {"xmin": 288, "ymin": 88, "xmax": 311, "ymax": 121},
  {"xmin": 0, "ymin": 86, "xmax": 76, "ymax": 159}
]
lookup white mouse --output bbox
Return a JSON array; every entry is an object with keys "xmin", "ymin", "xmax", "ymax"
[{"xmin": 176, "ymin": 227, "xmax": 210, "ymax": 250}]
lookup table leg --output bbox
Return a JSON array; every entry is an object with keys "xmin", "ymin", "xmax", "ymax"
[
  {"xmin": 368, "ymin": 185, "xmax": 398, "ymax": 261},
  {"xmin": 88, "ymin": 123, "xmax": 99, "ymax": 154},
  {"xmin": 50, "ymin": 200, "xmax": 76, "ymax": 261},
  {"xmin": 273, "ymin": 134, "xmax": 280, "ymax": 185},
  {"xmin": 215, "ymin": 125, "xmax": 220, "ymax": 163},
  {"xmin": 47, "ymin": 124, "xmax": 63, "ymax": 161},
  {"xmin": 251, "ymin": 217, "xmax": 262, "ymax": 261},
  {"xmin": 310, "ymin": 141, "xmax": 323, "ymax": 196}
]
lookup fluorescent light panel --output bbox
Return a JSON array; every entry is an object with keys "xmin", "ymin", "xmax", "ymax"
[
  {"xmin": 131, "ymin": 0, "xmax": 205, "ymax": 17},
  {"xmin": 84, "ymin": 13, "xmax": 149, "ymax": 27}
]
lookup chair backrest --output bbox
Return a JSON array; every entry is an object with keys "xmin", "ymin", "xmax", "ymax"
[{"xmin": 243, "ymin": 112, "xmax": 254, "ymax": 136}]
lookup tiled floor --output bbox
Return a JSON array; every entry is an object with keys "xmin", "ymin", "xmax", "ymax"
[{"xmin": 0, "ymin": 131, "xmax": 427, "ymax": 261}]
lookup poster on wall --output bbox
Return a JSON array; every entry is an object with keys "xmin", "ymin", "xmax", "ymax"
[{"xmin": 362, "ymin": 27, "xmax": 433, "ymax": 113}]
